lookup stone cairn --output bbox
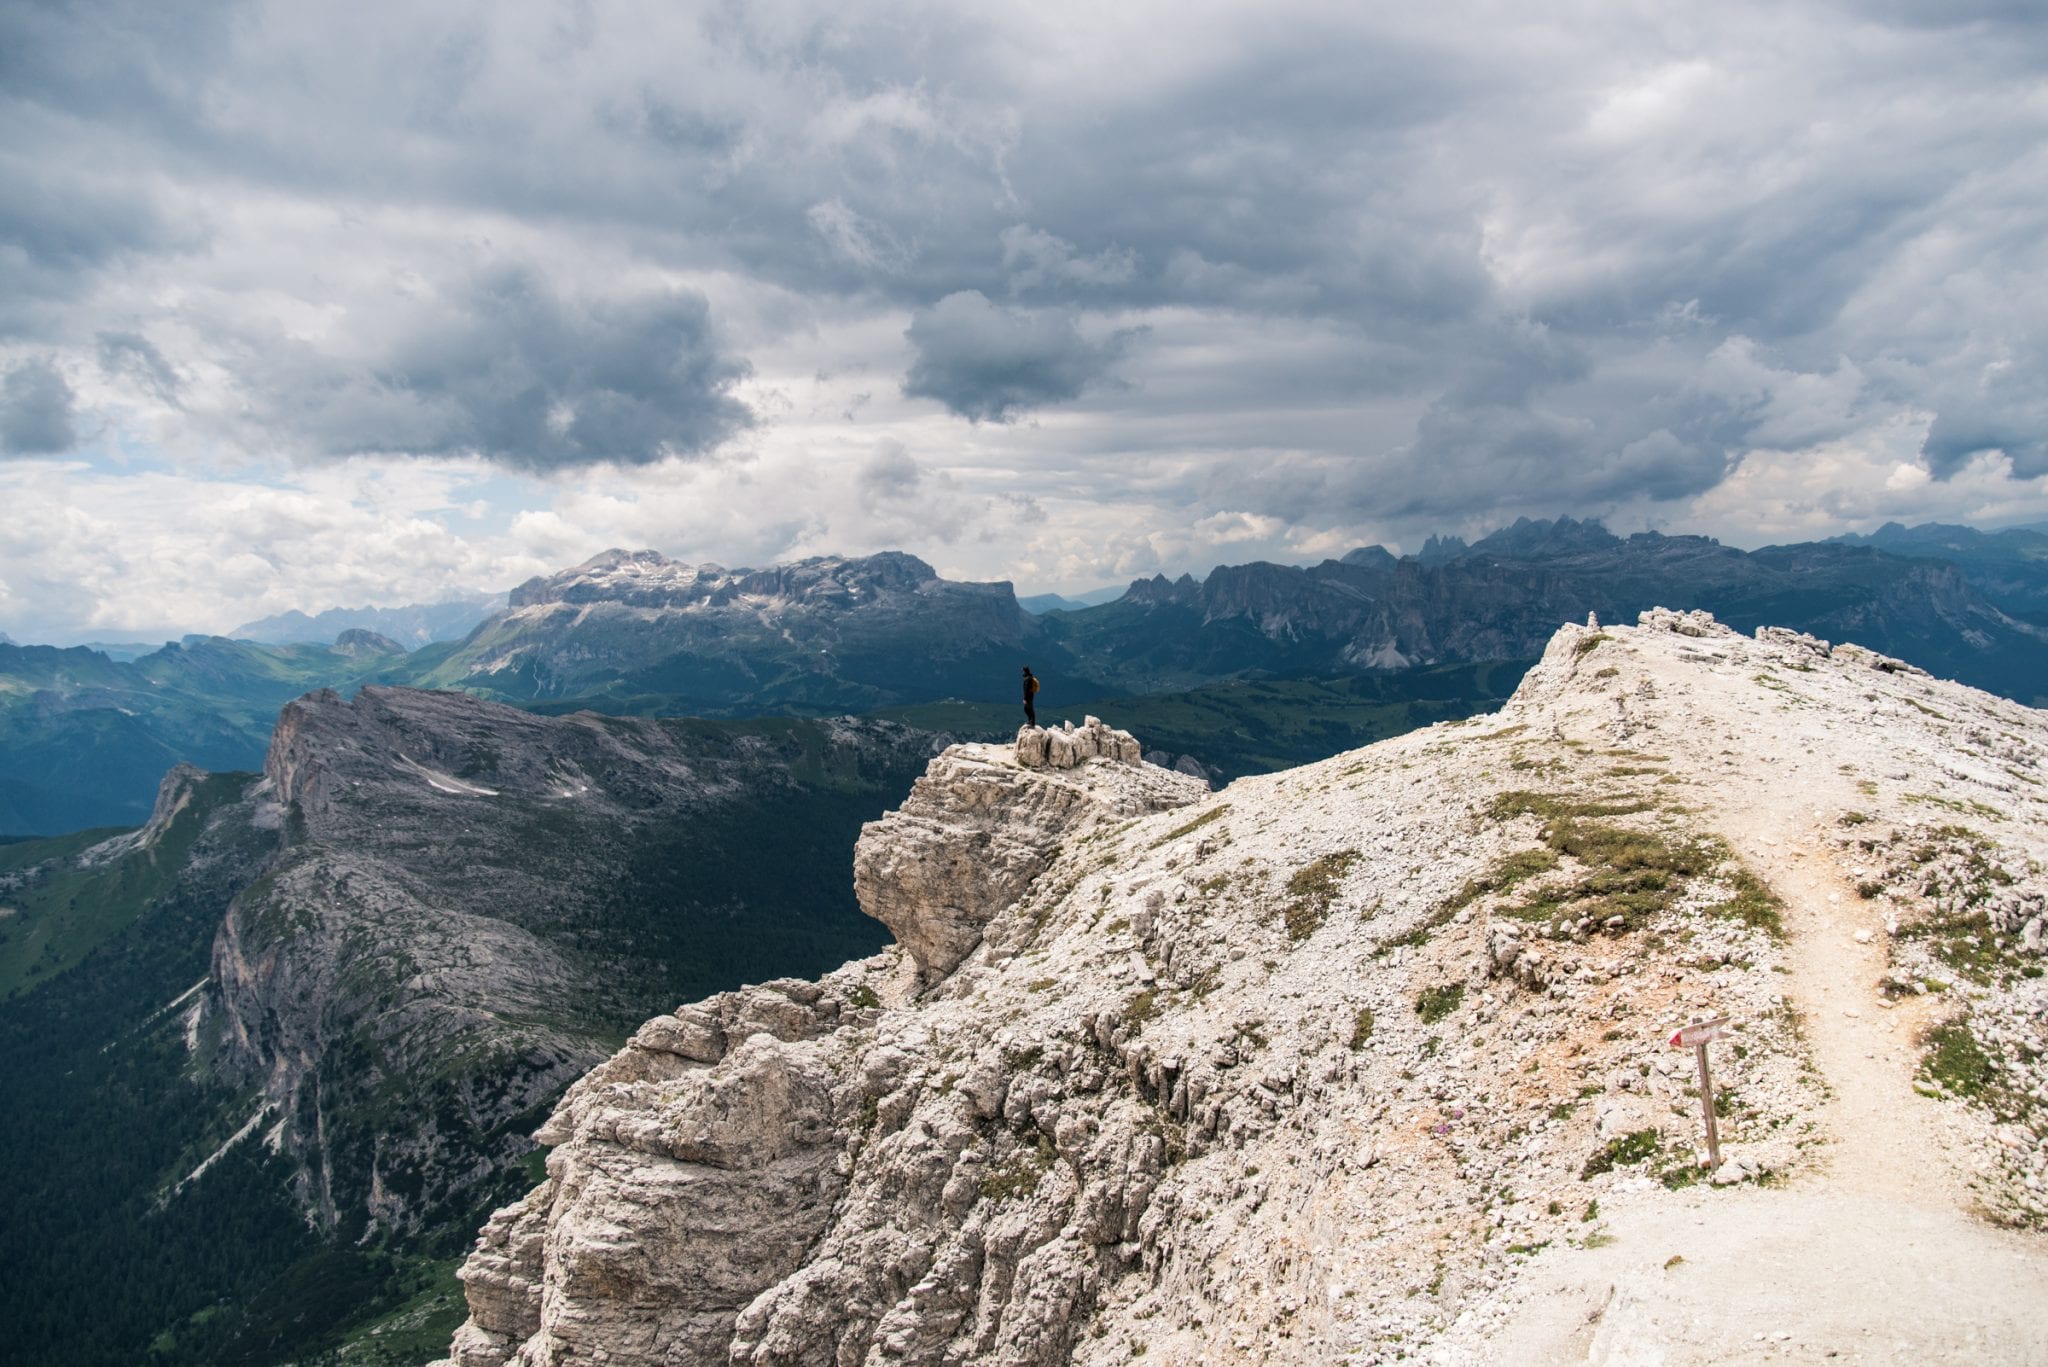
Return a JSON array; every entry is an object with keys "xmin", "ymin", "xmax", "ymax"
[{"xmin": 1014, "ymin": 715, "xmax": 1145, "ymax": 769}]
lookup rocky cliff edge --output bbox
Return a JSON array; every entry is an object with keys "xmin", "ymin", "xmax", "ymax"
[{"xmin": 435, "ymin": 611, "xmax": 2048, "ymax": 1366}]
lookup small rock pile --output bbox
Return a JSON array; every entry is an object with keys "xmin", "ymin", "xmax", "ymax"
[{"xmin": 1016, "ymin": 715, "xmax": 1145, "ymax": 768}]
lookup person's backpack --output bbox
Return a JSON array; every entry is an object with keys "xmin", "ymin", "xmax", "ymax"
[{"xmin": 1026, "ymin": 675, "xmax": 1040, "ymax": 697}]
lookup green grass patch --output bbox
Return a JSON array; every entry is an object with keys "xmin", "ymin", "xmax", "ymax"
[
  {"xmin": 1920, "ymin": 1020, "xmax": 1995, "ymax": 1100},
  {"xmin": 1415, "ymin": 983, "xmax": 1465, "ymax": 1024},
  {"xmin": 1441, "ymin": 845, "xmax": 1561, "ymax": 915},
  {"xmin": 1485, "ymin": 796, "xmax": 1782, "ymax": 939},
  {"xmin": 1489, "ymin": 790, "xmax": 1653, "ymax": 822},
  {"xmin": 1282, "ymin": 849, "xmax": 1360, "ymax": 941},
  {"xmin": 1349, "ymin": 1007, "xmax": 1375, "ymax": 1050},
  {"xmin": 1710, "ymin": 860, "xmax": 1786, "ymax": 936},
  {"xmin": 1501, "ymin": 818, "xmax": 1710, "ymax": 931},
  {"xmin": 1155, "ymin": 804, "xmax": 1230, "ymax": 847},
  {"xmin": 1904, "ymin": 793, "xmax": 2007, "ymax": 822},
  {"xmin": 1581, "ymin": 1128, "xmax": 1661, "ymax": 1179},
  {"xmin": 1574, "ymin": 634, "xmax": 1611, "ymax": 657}
]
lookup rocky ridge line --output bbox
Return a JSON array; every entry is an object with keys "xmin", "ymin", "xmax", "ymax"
[
  {"xmin": 433, "ymin": 609, "xmax": 2048, "ymax": 1365},
  {"xmin": 207, "ymin": 686, "xmax": 937, "ymax": 1236}
]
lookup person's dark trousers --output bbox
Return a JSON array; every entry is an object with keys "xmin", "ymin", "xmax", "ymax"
[{"xmin": 1024, "ymin": 700, "xmax": 1036, "ymax": 726}]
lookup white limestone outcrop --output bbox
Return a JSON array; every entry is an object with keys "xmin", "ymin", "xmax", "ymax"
[
  {"xmin": 1013, "ymin": 716, "xmax": 1146, "ymax": 770},
  {"xmin": 858, "ymin": 739, "xmax": 1203, "ymax": 981},
  {"xmin": 434, "ymin": 612, "xmax": 2048, "ymax": 1366}
]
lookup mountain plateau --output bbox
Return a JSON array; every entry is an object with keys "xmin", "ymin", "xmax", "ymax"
[{"xmin": 409, "ymin": 550, "xmax": 1058, "ymax": 716}]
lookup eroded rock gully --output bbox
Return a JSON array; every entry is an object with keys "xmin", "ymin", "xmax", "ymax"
[{"xmin": 435, "ymin": 614, "xmax": 2048, "ymax": 1366}]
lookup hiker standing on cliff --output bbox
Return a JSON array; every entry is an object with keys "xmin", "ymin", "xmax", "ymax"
[{"xmin": 1021, "ymin": 665, "xmax": 1040, "ymax": 727}]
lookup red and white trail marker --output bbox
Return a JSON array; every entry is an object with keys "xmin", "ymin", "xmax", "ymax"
[
  {"xmin": 1669, "ymin": 1016, "xmax": 1729, "ymax": 1049},
  {"xmin": 1669, "ymin": 1016, "xmax": 1731, "ymax": 1168}
]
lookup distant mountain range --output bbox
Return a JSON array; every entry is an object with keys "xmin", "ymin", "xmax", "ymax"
[
  {"xmin": 5, "ymin": 519, "xmax": 2046, "ymax": 835},
  {"xmin": 230, "ymin": 594, "xmax": 504, "ymax": 648},
  {"xmin": 0, "ymin": 633, "xmax": 415, "ymax": 833},
  {"xmin": 407, "ymin": 521, "xmax": 2045, "ymax": 715},
  {"xmin": 1826, "ymin": 520, "xmax": 2048, "ymax": 625},
  {"xmin": 6, "ymin": 518, "xmax": 2047, "ymax": 1355},
  {"xmin": 1041, "ymin": 516, "xmax": 2048, "ymax": 702},
  {"xmin": 1018, "ymin": 586, "xmax": 1125, "ymax": 614}
]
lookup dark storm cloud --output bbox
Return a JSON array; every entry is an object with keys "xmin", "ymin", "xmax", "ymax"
[
  {"xmin": 1922, "ymin": 386, "xmax": 2048, "ymax": 479},
  {"xmin": 1, "ymin": 358, "xmax": 78, "ymax": 455},
  {"xmin": 902, "ymin": 292, "xmax": 1133, "ymax": 422},
  {"xmin": 0, "ymin": 155, "xmax": 186, "ymax": 337},
  {"xmin": 244, "ymin": 266, "xmax": 753, "ymax": 471},
  {"xmin": 97, "ymin": 330, "xmax": 182, "ymax": 403}
]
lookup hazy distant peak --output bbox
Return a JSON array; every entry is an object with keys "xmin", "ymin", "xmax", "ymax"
[
  {"xmin": 1465, "ymin": 515, "xmax": 1622, "ymax": 559},
  {"xmin": 1339, "ymin": 545, "xmax": 1398, "ymax": 569},
  {"xmin": 508, "ymin": 549, "xmax": 959, "ymax": 612},
  {"xmin": 232, "ymin": 596, "xmax": 502, "ymax": 648},
  {"xmin": 1414, "ymin": 533, "xmax": 1469, "ymax": 564},
  {"xmin": 332, "ymin": 628, "xmax": 406, "ymax": 657},
  {"xmin": 574, "ymin": 547, "xmax": 683, "ymax": 574},
  {"xmin": 1123, "ymin": 572, "xmax": 1201, "ymax": 605},
  {"xmin": 1834, "ymin": 520, "xmax": 2048, "ymax": 551}
]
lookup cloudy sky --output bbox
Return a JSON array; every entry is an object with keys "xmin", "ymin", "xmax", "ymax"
[{"xmin": 4, "ymin": 0, "xmax": 2045, "ymax": 641}]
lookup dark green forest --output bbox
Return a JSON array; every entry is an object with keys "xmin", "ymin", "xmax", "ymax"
[
  {"xmin": 0, "ymin": 795, "xmax": 322, "ymax": 1367},
  {"xmin": 0, "ymin": 753, "xmax": 917, "ymax": 1366}
]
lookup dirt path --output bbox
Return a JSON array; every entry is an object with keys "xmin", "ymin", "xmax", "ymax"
[
  {"xmin": 1447, "ymin": 786, "xmax": 2048, "ymax": 1365},
  {"xmin": 1719, "ymin": 807, "xmax": 1966, "ymax": 1210}
]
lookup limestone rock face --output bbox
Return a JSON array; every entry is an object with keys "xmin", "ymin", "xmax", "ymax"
[
  {"xmin": 434, "ymin": 615, "xmax": 2048, "ymax": 1366},
  {"xmin": 211, "ymin": 686, "xmax": 936, "ymax": 1236},
  {"xmin": 446, "ymin": 981, "xmax": 870, "ymax": 1367},
  {"xmin": 855, "ymin": 741, "xmax": 1204, "ymax": 981}
]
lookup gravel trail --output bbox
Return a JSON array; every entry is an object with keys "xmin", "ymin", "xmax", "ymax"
[{"xmin": 1453, "ymin": 624, "xmax": 2048, "ymax": 1366}]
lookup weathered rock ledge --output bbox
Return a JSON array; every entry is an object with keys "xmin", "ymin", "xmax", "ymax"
[{"xmin": 859, "ymin": 733, "xmax": 1200, "ymax": 981}]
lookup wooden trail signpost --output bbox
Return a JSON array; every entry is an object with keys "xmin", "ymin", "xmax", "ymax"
[{"xmin": 1669, "ymin": 1015, "xmax": 1729, "ymax": 1169}]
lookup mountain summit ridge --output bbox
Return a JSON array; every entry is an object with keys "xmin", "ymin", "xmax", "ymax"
[
  {"xmin": 430, "ymin": 609, "xmax": 2048, "ymax": 1365},
  {"xmin": 420, "ymin": 548, "xmax": 1038, "ymax": 713}
]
